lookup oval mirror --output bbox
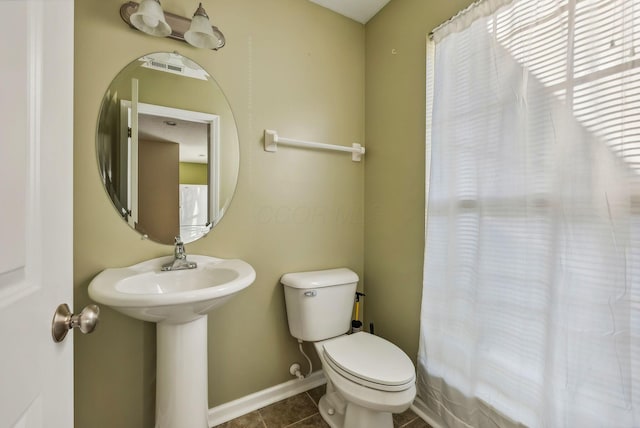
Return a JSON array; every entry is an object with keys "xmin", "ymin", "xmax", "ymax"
[{"xmin": 96, "ymin": 52, "xmax": 239, "ymax": 245}]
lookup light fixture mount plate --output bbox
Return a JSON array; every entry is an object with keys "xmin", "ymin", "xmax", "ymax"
[{"xmin": 120, "ymin": 1, "xmax": 225, "ymax": 50}]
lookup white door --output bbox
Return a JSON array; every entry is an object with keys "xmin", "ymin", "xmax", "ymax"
[{"xmin": 0, "ymin": 0, "xmax": 75, "ymax": 427}]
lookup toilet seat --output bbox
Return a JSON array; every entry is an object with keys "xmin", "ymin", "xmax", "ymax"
[{"xmin": 322, "ymin": 332, "xmax": 415, "ymax": 392}]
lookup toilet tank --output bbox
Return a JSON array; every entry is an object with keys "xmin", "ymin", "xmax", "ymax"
[{"xmin": 281, "ymin": 268, "xmax": 358, "ymax": 342}]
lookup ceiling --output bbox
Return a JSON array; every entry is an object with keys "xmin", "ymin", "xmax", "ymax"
[
  {"xmin": 308, "ymin": 0, "xmax": 391, "ymax": 24},
  {"xmin": 138, "ymin": 113, "xmax": 208, "ymax": 164}
]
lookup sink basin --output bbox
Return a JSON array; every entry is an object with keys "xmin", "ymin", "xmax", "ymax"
[
  {"xmin": 89, "ymin": 255, "xmax": 256, "ymax": 428},
  {"xmin": 88, "ymin": 255, "xmax": 256, "ymax": 323}
]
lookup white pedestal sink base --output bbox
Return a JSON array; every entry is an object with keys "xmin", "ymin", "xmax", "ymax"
[
  {"xmin": 88, "ymin": 256, "xmax": 257, "ymax": 427},
  {"xmin": 156, "ymin": 316, "xmax": 209, "ymax": 428}
]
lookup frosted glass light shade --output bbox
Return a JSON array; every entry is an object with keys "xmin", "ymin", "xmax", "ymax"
[
  {"xmin": 184, "ymin": 10, "xmax": 224, "ymax": 49},
  {"xmin": 130, "ymin": 0, "xmax": 171, "ymax": 37}
]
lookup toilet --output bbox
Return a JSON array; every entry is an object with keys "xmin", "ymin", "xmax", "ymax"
[{"xmin": 281, "ymin": 268, "xmax": 416, "ymax": 428}]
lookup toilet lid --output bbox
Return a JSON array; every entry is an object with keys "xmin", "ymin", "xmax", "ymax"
[{"xmin": 322, "ymin": 332, "xmax": 415, "ymax": 392}]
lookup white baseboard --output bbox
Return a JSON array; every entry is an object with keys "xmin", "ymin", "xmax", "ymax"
[
  {"xmin": 411, "ymin": 396, "xmax": 445, "ymax": 428},
  {"xmin": 208, "ymin": 371, "xmax": 326, "ymax": 427}
]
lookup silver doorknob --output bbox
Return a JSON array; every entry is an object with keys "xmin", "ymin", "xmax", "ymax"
[{"xmin": 51, "ymin": 303, "xmax": 100, "ymax": 343}]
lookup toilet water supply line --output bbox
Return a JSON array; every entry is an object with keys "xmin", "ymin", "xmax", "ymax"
[{"xmin": 291, "ymin": 340, "xmax": 313, "ymax": 380}]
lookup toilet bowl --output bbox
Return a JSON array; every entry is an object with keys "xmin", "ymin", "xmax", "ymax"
[
  {"xmin": 280, "ymin": 268, "xmax": 417, "ymax": 428},
  {"xmin": 314, "ymin": 332, "xmax": 416, "ymax": 428}
]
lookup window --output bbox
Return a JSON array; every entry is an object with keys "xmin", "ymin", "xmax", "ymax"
[{"xmin": 420, "ymin": 1, "xmax": 639, "ymax": 426}]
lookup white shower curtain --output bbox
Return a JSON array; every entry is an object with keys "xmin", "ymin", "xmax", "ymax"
[{"xmin": 420, "ymin": 0, "xmax": 639, "ymax": 427}]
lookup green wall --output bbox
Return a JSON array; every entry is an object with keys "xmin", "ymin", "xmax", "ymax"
[
  {"xmin": 363, "ymin": 0, "xmax": 476, "ymax": 360},
  {"xmin": 74, "ymin": 0, "xmax": 364, "ymax": 426},
  {"xmin": 73, "ymin": 0, "xmax": 481, "ymax": 425},
  {"xmin": 180, "ymin": 162, "xmax": 208, "ymax": 185}
]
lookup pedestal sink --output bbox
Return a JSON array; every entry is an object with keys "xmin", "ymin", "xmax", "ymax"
[{"xmin": 88, "ymin": 255, "xmax": 256, "ymax": 428}]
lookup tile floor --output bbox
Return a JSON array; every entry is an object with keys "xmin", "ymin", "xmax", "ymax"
[{"xmin": 214, "ymin": 385, "xmax": 432, "ymax": 428}]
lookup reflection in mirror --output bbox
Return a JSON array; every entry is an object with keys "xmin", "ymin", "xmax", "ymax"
[{"xmin": 96, "ymin": 52, "xmax": 239, "ymax": 245}]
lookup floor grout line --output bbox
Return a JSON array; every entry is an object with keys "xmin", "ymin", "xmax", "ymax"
[
  {"xmin": 398, "ymin": 416, "xmax": 419, "ymax": 427},
  {"xmin": 282, "ymin": 411, "xmax": 321, "ymax": 428},
  {"xmin": 255, "ymin": 408, "xmax": 265, "ymax": 428}
]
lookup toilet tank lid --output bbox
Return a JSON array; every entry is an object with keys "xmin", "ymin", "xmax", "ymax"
[{"xmin": 281, "ymin": 268, "xmax": 358, "ymax": 289}]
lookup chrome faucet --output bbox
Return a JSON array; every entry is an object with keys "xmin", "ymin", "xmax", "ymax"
[{"xmin": 161, "ymin": 236, "xmax": 198, "ymax": 271}]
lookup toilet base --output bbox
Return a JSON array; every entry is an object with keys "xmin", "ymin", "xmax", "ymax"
[
  {"xmin": 318, "ymin": 392, "xmax": 394, "ymax": 428},
  {"xmin": 319, "ymin": 394, "xmax": 343, "ymax": 428}
]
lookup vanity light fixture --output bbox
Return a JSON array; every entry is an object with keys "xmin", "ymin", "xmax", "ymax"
[
  {"xmin": 184, "ymin": 3, "xmax": 225, "ymax": 50},
  {"xmin": 120, "ymin": 1, "xmax": 226, "ymax": 50},
  {"xmin": 129, "ymin": 0, "xmax": 171, "ymax": 37}
]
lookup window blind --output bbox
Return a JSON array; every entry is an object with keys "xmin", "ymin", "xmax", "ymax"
[{"xmin": 491, "ymin": 0, "xmax": 640, "ymax": 172}]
